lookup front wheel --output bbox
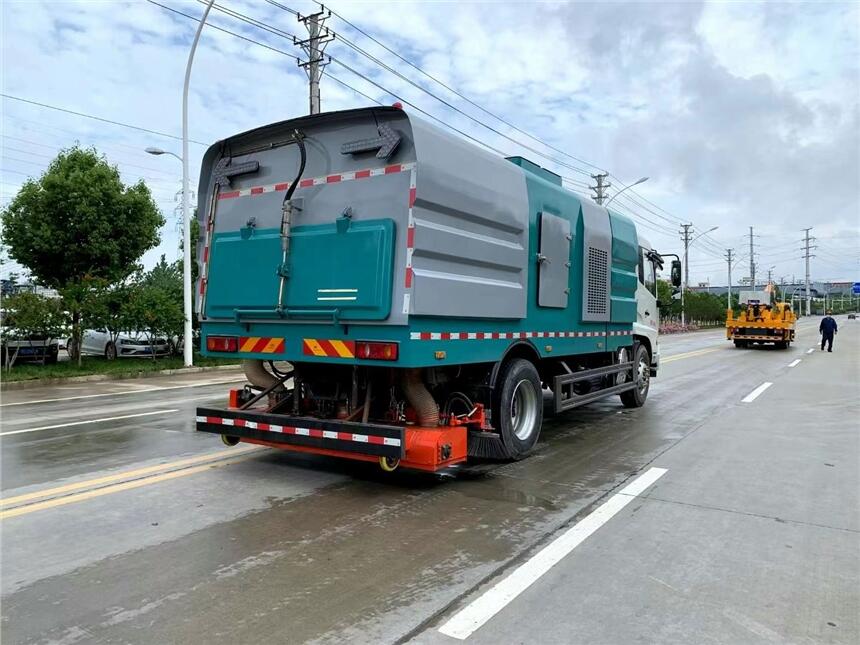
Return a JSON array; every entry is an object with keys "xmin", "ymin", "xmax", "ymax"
[
  {"xmin": 620, "ymin": 344, "xmax": 651, "ymax": 408},
  {"xmin": 105, "ymin": 342, "xmax": 117, "ymax": 360},
  {"xmin": 494, "ymin": 358, "xmax": 543, "ymax": 460}
]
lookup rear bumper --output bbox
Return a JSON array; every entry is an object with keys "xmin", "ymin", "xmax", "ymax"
[{"xmin": 196, "ymin": 407, "xmax": 468, "ymax": 471}]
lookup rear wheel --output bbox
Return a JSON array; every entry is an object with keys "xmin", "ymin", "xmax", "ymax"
[
  {"xmin": 494, "ymin": 358, "xmax": 543, "ymax": 459},
  {"xmin": 620, "ymin": 344, "xmax": 651, "ymax": 408},
  {"xmin": 105, "ymin": 342, "xmax": 117, "ymax": 360},
  {"xmin": 733, "ymin": 340, "xmax": 747, "ymax": 348}
]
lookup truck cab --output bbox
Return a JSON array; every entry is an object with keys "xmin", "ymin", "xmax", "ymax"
[{"xmin": 634, "ymin": 238, "xmax": 662, "ymax": 375}]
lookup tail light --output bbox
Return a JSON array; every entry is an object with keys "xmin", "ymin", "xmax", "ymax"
[
  {"xmin": 356, "ymin": 341, "xmax": 398, "ymax": 361},
  {"xmin": 207, "ymin": 336, "xmax": 238, "ymax": 352}
]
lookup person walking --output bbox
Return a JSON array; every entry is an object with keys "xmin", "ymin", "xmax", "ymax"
[{"xmin": 819, "ymin": 311, "xmax": 838, "ymax": 352}]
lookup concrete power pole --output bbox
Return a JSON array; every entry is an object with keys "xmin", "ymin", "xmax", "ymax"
[
  {"xmin": 590, "ymin": 173, "xmax": 611, "ymax": 205},
  {"xmin": 802, "ymin": 227, "xmax": 815, "ymax": 316},
  {"xmin": 726, "ymin": 248, "xmax": 733, "ymax": 311},
  {"xmin": 680, "ymin": 223, "xmax": 692, "ymax": 326},
  {"xmin": 296, "ymin": 9, "xmax": 332, "ymax": 115},
  {"xmin": 749, "ymin": 226, "xmax": 756, "ymax": 289}
]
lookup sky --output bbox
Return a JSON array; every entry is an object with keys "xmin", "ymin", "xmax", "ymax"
[{"xmin": 2, "ymin": 0, "xmax": 859, "ymax": 288}]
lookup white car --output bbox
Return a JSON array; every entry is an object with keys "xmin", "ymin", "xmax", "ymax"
[{"xmin": 72, "ymin": 329, "xmax": 171, "ymax": 360}]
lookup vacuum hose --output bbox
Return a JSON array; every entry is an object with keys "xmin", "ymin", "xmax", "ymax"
[
  {"xmin": 243, "ymin": 359, "xmax": 284, "ymax": 392},
  {"xmin": 402, "ymin": 369, "xmax": 439, "ymax": 427}
]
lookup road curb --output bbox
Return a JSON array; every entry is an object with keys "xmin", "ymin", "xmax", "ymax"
[{"xmin": 0, "ymin": 364, "xmax": 243, "ymax": 391}]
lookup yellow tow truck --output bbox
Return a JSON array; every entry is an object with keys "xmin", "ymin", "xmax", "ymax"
[{"xmin": 727, "ymin": 290, "xmax": 796, "ymax": 349}]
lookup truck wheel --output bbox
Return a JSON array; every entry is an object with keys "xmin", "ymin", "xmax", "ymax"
[
  {"xmin": 620, "ymin": 344, "xmax": 651, "ymax": 408},
  {"xmin": 494, "ymin": 358, "xmax": 543, "ymax": 459},
  {"xmin": 733, "ymin": 340, "xmax": 747, "ymax": 348}
]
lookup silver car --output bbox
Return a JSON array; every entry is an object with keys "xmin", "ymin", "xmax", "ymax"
[{"xmin": 74, "ymin": 329, "xmax": 171, "ymax": 360}]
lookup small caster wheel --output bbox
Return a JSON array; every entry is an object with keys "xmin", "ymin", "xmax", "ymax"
[
  {"xmin": 379, "ymin": 456, "xmax": 400, "ymax": 472},
  {"xmin": 221, "ymin": 435, "xmax": 240, "ymax": 447}
]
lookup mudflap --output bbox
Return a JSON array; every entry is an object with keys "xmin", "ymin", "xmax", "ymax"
[{"xmin": 196, "ymin": 407, "xmax": 467, "ymax": 472}]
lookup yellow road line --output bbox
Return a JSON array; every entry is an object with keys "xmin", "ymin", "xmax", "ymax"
[
  {"xmin": 0, "ymin": 450, "xmax": 262, "ymax": 520},
  {"xmin": 0, "ymin": 445, "xmax": 261, "ymax": 508},
  {"xmin": 662, "ymin": 347, "xmax": 724, "ymax": 363}
]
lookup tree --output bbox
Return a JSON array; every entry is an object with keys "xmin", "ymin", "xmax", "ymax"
[
  {"xmin": 1, "ymin": 146, "xmax": 164, "ymax": 365},
  {"xmin": 1, "ymin": 292, "xmax": 68, "ymax": 369},
  {"xmin": 123, "ymin": 282, "xmax": 183, "ymax": 361}
]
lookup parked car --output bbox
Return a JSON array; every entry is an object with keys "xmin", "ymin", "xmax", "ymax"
[
  {"xmin": 1, "ymin": 333, "xmax": 60, "ymax": 364},
  {"xmin": 70, "ymin": 329, "xmax": 171, "ymax": 360},
  {"xmin": 848, "ymin": 313, "xmax": 857, "ymax": 320}
]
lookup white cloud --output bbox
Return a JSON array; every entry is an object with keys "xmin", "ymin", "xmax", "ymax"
[{"xmin": 2, "ymin": 0, "xmax": 858, "ymax": 284}]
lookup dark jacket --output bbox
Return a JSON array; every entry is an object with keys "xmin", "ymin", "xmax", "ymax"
[{"xmin": 820, "ymin": 316, "xmax": 838, "ymax": 335}]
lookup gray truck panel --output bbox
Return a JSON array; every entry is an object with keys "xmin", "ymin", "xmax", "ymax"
[
  {"xmin": 538, "ymin": 212, "xmax": 571, "ymax": 308},
  {"xmin": 580, "ymin": 200, "xmax": 612, "ymax": 322},
  {"xmin": 408, "ymin": 116, "xmax": 529, "ymax": 319}
]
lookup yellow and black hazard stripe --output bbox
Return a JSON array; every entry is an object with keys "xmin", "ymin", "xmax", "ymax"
[
  {"xmin": 239, "ymin": 337, "xmax": 285, "ymax": 354},
  {"xmin": 302, "ymin": 338, "xmax": 355, "ymax": 358}
]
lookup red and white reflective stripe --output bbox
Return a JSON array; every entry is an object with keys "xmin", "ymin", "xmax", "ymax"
[
  {"xmin": 404, "ymin": 167, "xmax": 417, "ymax": 290},
  {"xmin": 196, "ymin": 416, "xmax": 401, "ymax": 447},
  {"xmin": 408, "ymin": 330, "xmax": 633, "ymax": 340},
  {"xmin": 216, "ymin": 162, "xmax": 417, "ymax": 201}
]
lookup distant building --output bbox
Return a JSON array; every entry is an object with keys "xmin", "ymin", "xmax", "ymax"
[{"xmin": 0, "ymin": 280, "xmax": 60, "ymax": 299}]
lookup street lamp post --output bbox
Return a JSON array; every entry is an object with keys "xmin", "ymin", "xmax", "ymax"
[
  {"xmin": 146, "ymin": 0, "xmax": 215, "ymax": 368},
  {"xmin": 681, "ymin": 226, "xmax": 719, "ymax": 326},
  {"xmin": 604, "ymin": 176, "xmax": 649, "ymax": 207}
]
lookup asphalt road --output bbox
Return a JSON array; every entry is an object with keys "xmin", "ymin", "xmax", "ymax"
[{"xmin": 1, "ymin": 319, "xmax": 857, "ymax": 644}]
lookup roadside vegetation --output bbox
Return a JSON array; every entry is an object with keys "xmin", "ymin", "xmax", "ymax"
[
  {"xmin": 0, "ymin": 146, "xmax": 208, "ymax": 377},
  {"xmin": 3, "ymin": 353, "xmax": 238, "ymax": 383}
]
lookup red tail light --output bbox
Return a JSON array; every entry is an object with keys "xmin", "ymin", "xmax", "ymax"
[
  {"xmin": 207, "ymin": 336, "xmax": 238, "ymax": 352},
  {"xmin": 356, "ymin": 341, "xmax": 398, "ymax": 361}
]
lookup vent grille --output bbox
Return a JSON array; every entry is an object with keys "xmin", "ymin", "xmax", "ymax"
[{"xmin": 586, "ymin": 246, "xmax": 608, "ymax": 315}]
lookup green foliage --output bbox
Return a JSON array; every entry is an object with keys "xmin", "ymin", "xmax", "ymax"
[
  {"xmin": 1, "ymin": 146, "xmax": 164, "ymax": 365},
  {"xmin": 123, "ymin": 278, "xmax": 183, "ymax": 360},
  {"xmin": 2, "ymin": 292, "xmax": 68, "ymax": 338},
  {"xmin": 1, "ymin": 146, "xmax": 165, "ymax": 288}
]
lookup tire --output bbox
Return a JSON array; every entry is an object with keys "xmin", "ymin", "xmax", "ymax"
[
  {"xmin": 493, "ymin": 358, "xmax": 543, "ymax": 459},
  {"xmin": 620, "ymin": 343, "xmax": 651, "ymax": 408},
  {"xmin": 775, "ymin": 341, "xmax": 788, "ymax": 350},
  {"xmin": 104, "ymin": 342, "xmax": 117, "ymax": 360}
]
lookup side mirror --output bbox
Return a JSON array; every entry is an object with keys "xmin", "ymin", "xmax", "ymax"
[
  {"xmin": 671, "ymin": 260, "xmax": 682, "ymax": 287},
  {"xmin": 656, "ymin": 300, "xmax": 663, "ymax": 309}
]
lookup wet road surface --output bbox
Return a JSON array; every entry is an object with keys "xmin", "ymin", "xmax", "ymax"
[{"xmin": 1, "ymin": 320, "xmax": 857, "ymax": 644}]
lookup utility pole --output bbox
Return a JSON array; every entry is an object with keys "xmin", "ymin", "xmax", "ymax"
[
  {"xmin": 726, "ymin": 248, "xmax": 733, "ymax": 311},
  {"xmin": 296, "ymin": 8, "xmax": 332, "ymax": 115},
  {"xmin": 802, "ymin": 227, "xmax": 815, "ymax": 317},
  {"xmin": 680, "ymin": 223, "xmax": 692, "ymax": 326},
  {"xmin": 590, "ymin": 173, "xmax": 611, "ymax": 205},
  {"xmin": 749, "ymin": 226, "xmax": 756, "ymax": 289}
]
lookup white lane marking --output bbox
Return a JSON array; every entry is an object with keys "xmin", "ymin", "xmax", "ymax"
[
  {"xmin": 0, "ymin": 377, "xmax": 244, "ymax": 407},
  {"xmin": 437, "ymin": 467, "xmax": 668, "ymax": 640},
  {"xmin": 0, "ymin": 409, "xmax": 179, "ymax": 436},
  {"xmin": 788, "ymin": 359, "xmax": 802, "ymax": 368},
  {"xmin": 742, "ymin": 382, "xmax": 773, "ymax": 403},
  {"xmin": 806, "ymin": 348, "xmax": 815, "ymax": 354}
]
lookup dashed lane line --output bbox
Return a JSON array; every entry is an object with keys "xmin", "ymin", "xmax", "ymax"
[
  {"xmin": 437, "ymin": 467, "xmax": 668, "ymax": 640},
  {"xmin": 806, "ymin": 348, "xmax": 815, "ymax": 354},
  {"xmin": 0, "ymin": 409, "xmax": 178, "ymax": 437},
  {"xmin": 788, "ymin": 359, "xmax": 802, "ymax": 368},
  {"xmin": 742, "ymin": 382, "xmax": 773, "ymax": 403}
]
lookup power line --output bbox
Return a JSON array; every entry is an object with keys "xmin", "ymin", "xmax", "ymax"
[
  {"xmin": 1, "ymin": 94, "xmax": 209, "ymax": 146},
  {"xmin": 278, "ymin": 0, "xmax": 604, "ymax": 176}
]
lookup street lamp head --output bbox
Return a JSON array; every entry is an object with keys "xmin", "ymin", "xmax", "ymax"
[
  {"xmin": 633, "ymin": 176, "xmax": 649, "ymax": 186},
  {"xmin": 707, "ymin": 226, "xmax": 719, "ymax": 234},
  {"xmin": 145, "ymin": 147, "xmax": 167, "ymax": 155}
]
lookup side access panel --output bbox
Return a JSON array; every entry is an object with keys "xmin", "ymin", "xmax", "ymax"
[{"xmin": 537, "ymin": 211, "xmax": 571, "ymax": 308}]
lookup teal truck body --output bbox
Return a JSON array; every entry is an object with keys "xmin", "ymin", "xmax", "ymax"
[{"xmin": 194, "ymin": 106, "xmax": 673, "ymax": 472}]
